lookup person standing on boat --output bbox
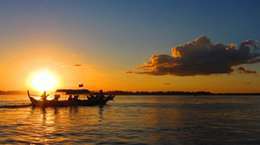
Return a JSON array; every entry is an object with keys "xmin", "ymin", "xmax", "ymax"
[
  {"xmin": 96, "ymin": 90, "xmax": 105, "ymax": 102},
  {"xmin": 100, "ymin": 90, "xmax": 104, "ymax": 96},
  {"xmin": 54, "ymin": 94, "xmax": 60, "ymax": 101},
  {"xmin": 68, "ymin": 95, "xmax": 73, "ymax": 101},
  {"xmin": 41, "ymin": 91, "xmax": 48, "ymax": 102}
]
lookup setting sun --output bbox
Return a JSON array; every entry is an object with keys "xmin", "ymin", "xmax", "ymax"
[{"xmin": 28, "ymin": 69, "xmax": 59, "ymax": 92}]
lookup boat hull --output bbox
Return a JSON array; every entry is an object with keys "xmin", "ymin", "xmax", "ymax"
[{"xmin": 28, "ymin": 94, "xmax": 115, "ymax": 108}]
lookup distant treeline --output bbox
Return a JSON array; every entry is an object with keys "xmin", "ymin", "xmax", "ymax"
[
  {"xmin": 105, "ymin": 91, "xmax": 260, "ymax": 96},
  {"xmin": 0, "ymin": 90, "xmax": 260, "ymax": 96},
  {"xmin": 105, "ymin": 90, "xmax": 212, "ymax": 95}
]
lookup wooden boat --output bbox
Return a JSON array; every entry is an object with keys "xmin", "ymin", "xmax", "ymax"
[{"xmin": 27, "ymin": 90, "xmax": 115, "ymax": 107}]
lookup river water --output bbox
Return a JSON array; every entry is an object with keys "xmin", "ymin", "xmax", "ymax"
[{"xmin": 0, "ymin": 95, "xmax": 260, "ymax": 145}]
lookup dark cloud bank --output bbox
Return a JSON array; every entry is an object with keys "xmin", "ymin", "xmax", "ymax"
[{"xmin": 130, "ymin": 36, "xmax": 260, "ymax": 76}]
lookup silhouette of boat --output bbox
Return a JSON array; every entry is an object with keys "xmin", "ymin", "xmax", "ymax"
[{"xmin": 27, "ymin": 89, "xmax": 115, "ymax": 107}]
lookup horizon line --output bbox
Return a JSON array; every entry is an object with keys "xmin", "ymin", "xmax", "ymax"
[{"xmin": 0, "ymin": 89, "xmax": 260, "ymax": 95}]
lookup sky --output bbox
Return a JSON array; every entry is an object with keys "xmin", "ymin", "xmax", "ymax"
[{"xmin": 0, "ymin": 0, "xmax": 260, "ymax": 93}]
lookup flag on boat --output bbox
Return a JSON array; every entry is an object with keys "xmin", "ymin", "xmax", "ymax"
[{"xmin": 78, "ymin": 83, "xmax": 84, "ymax": 88}]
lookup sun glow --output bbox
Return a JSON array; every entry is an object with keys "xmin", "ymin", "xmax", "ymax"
[{"xmin": 28, "ymin": 69, "xmax": 59, "ymax": 92}]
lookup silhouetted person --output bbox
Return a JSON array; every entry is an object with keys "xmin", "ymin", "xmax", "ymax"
[
  {"xmin": 98, "ymin": 90, "xmax": 104, "ymax": 97},
  {"xmin": 95, "ymin": 90, "xmax": 105, "ymax": 103},
  {"xmin": 68, "ymin": 95, "xmax": 73, "ymax": 101},
  {"xmin": 73, "ymin": 95, "xmax": 79, "ymax": 101},
  {"xmin": 54, "ymin": 94, "xmax": 60, "ymax": 101},
  {"xmin": 41, "ymin": 91, "xmax": 48, "ymax": 102}
]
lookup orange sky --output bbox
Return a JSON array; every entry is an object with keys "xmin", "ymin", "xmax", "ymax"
[
  {"xmin": 0, "ymin": 38, "xmax": 259, "ymax": 93},
  {"xmin": 0, "ymin": 45, "xmax": 259, "ymax": 93}
]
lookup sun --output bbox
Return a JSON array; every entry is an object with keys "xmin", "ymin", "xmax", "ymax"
[{"xmin": 28, "ymin": 69, "xmax": 59, "ymax": 92}]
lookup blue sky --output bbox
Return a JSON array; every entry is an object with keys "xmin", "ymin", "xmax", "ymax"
[{"xmin": 1, "ymin": 0, "xmax": 260, "ymax": 61}]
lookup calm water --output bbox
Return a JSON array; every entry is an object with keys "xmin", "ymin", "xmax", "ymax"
[{"xmin": 0, "ymin": 95, "xmax": 260, "ymax": 145}]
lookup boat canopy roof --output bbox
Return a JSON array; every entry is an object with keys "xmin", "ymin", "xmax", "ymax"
[{"xmin": 56, "ymin": 89, "xmax": 90, "ymax": 95}]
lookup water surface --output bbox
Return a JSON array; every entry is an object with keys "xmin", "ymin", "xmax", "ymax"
[{"xmin": 0, "ymin": 95, "xmax": 260, "ymax": 145}]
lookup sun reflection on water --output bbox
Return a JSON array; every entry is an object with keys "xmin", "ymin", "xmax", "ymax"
[{"xmin": 1, "ymin": 95, "xmax": 260, "ymax": 144}]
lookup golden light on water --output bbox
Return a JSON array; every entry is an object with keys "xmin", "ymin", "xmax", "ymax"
[{"xmin": 28, "ymin": 69, "xmax": 59, "ymax": 92}]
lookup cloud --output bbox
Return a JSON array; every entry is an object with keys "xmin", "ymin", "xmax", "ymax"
[
  {"xmin": 237, "ymin": 67, "xmax": 256, "ymax": 74},
  {"xmin": 132, "ymin": 36, "xmax": 260, "ymax": 76}
]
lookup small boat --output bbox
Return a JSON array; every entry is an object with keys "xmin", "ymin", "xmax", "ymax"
[{"xmin": 27, "ymin": 89, "xmax": 115, "ymax": 108}]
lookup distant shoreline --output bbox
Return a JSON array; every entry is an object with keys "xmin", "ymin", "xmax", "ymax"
[
  {"xmin": 0, "ymin": 90, "xmax": 260, "ymax": 96},
  {"xmin": 106, "ymin": 91, "xmax": 260, "ymax": 96}
]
